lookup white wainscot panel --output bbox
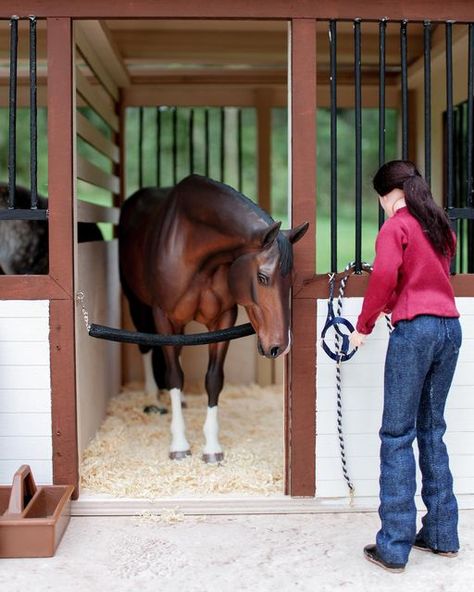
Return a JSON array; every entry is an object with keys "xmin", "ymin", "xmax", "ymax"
[
  {"xmin": 0, "ymin": 436, "xmax": 52, "ymax": 459},
  {"xmin": 0, "ymin": 413, "xmax": 52, "ymax": 437},
  {"xmin": 316, "ymin": 297, "xmax": 474, "ymax": 500},
  {"xmin": 0, "ymin": 460, "xmax": 52, "ymax": 485}
]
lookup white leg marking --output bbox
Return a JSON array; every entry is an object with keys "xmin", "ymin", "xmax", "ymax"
[
  {"xmin": 143, "ymin": 351, "xmax": 158, "ymax": 397},
  {"xmin": 203, "ymin": 406, "xmax": 223, "ymax": 455},
  {"xmin": 169, "ymin": 388, "xmax": 190, "ymax": 453}
]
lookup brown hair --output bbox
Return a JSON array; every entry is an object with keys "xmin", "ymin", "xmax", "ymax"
[{"xmin": 373, "ymin": 160, "xmax": 455, "ymax": 258}]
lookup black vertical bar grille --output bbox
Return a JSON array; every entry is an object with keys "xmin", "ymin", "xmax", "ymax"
[
  {"xmin": 467, "ymin": 24, "xmax": 474, "ymax": 209},
  {"xmin": 354, "ymin": 18, "xmax": 362, "ymax": 273},
  {"xmin": 446, "ymin": 21, "xmax": 455, "ymax": 210},
  {"xmin": 468, "ymin": 24, "xmax": 474, "ymax": 272},
  {"xmin": 29, "ymin": 16, "xmax": 38, "ymax": 209},
  {"xmin": 400, "ymin": 20, "xmax": 409, "ymax": 160},
  {"xmin": 156, "ymin": 107, "xmax": 161, "ymax": 187},
  {"xmin": 204, "ymin": 108, "xmax": 210, "ymax": 178},
  {"xmin": 189, "ymin": 109, "xmax": 194, "ymax": 175},
  {"xmin": 424, "ymin": 21, "xmax": 432, "ymax": 186},
  {"xmin": 378, "ymin": 18, "xmax": 386, "ymax": 229},
  {"xmin": 172, "ymin": 107, "xmax": 178, "ymax": 185},
  {"xmin": 329, "ymin": 20, "xmax": 338, "ymax": 273},
  {"xmin": 220, "ymin": 107, "xmax": 225, "ymax": 182},
  {"xmin": 138, "ymin": 106, "xmax": 144, "ymax": 188},
  {"xmin": 237, "ymin": 108, "xmax": 243, "ymax": 192},
  {"xmin": 8, "ymin": 16, "xmax": 19, "ymax": 209}
]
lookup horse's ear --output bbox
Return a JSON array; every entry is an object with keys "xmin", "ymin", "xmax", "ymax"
[
  {"xmin": 283, "ymin": 221, "xmax": 309, "ymax": 244},
  {"xmin": 259, "ymin": 221, "xmax": 281, "ymax": 248}
]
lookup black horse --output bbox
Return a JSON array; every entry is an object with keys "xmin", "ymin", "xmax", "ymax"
[{"xmin": 0, "ymin": 183, "xmax": 103, "ymax": 275}]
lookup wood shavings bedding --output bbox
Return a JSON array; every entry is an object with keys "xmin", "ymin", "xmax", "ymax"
[{"xmin": 81, "ymin": 383, "xmax": 284, "ymax": 498}]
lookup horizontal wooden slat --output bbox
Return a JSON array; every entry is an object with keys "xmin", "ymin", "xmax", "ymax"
[
  {"xmin": 75, "ymin": 22, "xmax": 119, "ymax": 100},
  {"xmin": 76, "ymin": 111, "xmax": 120, "ymax": 163},
  {"xmin": 77, "ymin": 155, "xmax": 120, "ymax": 194},
  {"xmin": 75, "ymin": 67, "xmax": 119, "ymax": 132},
  {"xmin": 76, "ymin": 20, "xmax": 130, "ymax": 88},
  {"xmin": 77, "ymin": 200, "xmax": 120, "ymax": 225},
  {"xmin": 0, "ymin": 276, "xmax": 68, "ymax": 300}
]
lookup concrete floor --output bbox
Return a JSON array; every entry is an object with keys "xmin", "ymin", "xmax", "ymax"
[{"xmin": 1, "ymin": 510, "xmax": 473, "ymax": 592}]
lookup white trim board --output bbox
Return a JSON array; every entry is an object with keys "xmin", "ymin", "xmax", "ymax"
[{"xmin": 71, "ymin": 492, "xmax": 474, "ymax": 516}]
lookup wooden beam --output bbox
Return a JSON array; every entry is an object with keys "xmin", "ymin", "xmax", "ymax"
[
  {"xmin": 3, "ymin": 1, "xmax": 474, "ymax": 21},
  {"xmin": 287, "ymin": 19, "xmax": 317, "ymax": 498},
  {"xmin": 75, "ymin": 20, "xmax": 130, "ymax": 89},
  {"xmin": 77, "ymin": 155, "xmax": 120, "ymax": 194},
  {"xmin": 75, "ymin": 22, "xmax": 119, "ymax": 101},
  {"xmin": 47, "ymin": 17, "xmax": 79, "ymax": 494},
  {"xmin": 76, "ymin": 66, "xmax": 119, "ymax": 132},
  {"xmin": 76, "ymin": 111, "xmax": 120, "ymax": 163},
  {"xmin": 77, "ymin": 200, "xmax": 120, "ymax": 224},
  {"xmin": 122, "ymin": 82, "xmax": 399, "ymax": 109}
]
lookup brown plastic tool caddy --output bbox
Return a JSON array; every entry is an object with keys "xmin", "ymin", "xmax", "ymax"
[{"xmin": 0, "ymin": 464, "xmax": 74, "ymax": 558}]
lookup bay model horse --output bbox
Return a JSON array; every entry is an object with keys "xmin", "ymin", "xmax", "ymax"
[{"xmin": 119, "ymin": 174, "xmax": 308, "ymax": 463}]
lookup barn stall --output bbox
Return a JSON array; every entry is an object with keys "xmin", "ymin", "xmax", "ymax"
[{"xmin": 0, "ymin": 1, "xmax": 472, "ymax": 516}]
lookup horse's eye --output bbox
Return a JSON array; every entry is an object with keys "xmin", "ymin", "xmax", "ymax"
[{"xmin": 257, "ymin": 272, "xmax": 269, "ymax": 286}]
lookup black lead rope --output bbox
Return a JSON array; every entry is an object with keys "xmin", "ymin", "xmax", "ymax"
[{"xmin": 88, "ymin": 322, "xmax": 256, "ymax": 346}]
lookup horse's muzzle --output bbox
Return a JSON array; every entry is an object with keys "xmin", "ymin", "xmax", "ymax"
[{"xmin": 257, "ymin": 339, "xmax": 283, "ymax": 358}]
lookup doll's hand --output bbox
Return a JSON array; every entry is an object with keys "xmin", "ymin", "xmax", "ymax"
[{"xmin": 350, "ymin": 330, "xmax": 366, "ymax": 348}]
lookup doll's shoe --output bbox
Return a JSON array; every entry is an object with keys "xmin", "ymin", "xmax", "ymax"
[
  {"xmin": 363, "ymin": 544, "xmax": 405, "ymax": 573},
  {"xmin": 413, "ymin": 538, "xmax": 458, "ymax": 557}
]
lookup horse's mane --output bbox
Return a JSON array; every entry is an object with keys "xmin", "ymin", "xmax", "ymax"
[{"xmin": 183, "ymin": 175, "xmax": 293, "ymax": 277}]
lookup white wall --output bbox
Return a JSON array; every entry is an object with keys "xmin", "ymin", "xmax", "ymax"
[
  {"xmin": 316, "ymin": 297, "xmax": 474, "ymax": 499},
  {"xmin": 0, "ymin": 300, "xmax": 52, "ymax": 485},
  {"xmin": 76, "ymin": 240, "xmax": 121, "ymax": 455}
]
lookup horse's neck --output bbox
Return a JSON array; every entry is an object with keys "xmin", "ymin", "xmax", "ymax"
[{"xmin": 176, "ymin": 190, "xmax": 268, "ymax": 263}]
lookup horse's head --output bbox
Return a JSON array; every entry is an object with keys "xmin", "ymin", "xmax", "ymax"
[{"xmin": 228, "ymin": 220, "xmax": 309, "ymax": 358}]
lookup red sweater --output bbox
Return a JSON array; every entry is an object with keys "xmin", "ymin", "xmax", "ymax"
[{"xmin": 356, "ymin": 207, "xmax": 459, "ymax": 335}]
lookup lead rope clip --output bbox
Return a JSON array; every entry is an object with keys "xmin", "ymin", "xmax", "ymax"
[{"xmin": 76, "ymin": 291, "xmax": 91, "ymax": 332}]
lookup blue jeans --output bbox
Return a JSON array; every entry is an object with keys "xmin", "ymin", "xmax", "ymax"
[{"xmin": 376, "ymin": 315, "xmax": 462, "ymax": 565}]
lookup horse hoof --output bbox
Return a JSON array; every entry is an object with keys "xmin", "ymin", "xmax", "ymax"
[
  {"xmin": 144, "ymin": 405, "xmax": 168, "ymax": 415},
  {"xmin": 202, "ymin": 452, "xmax": 224, "ymax": 464},
  {"xmin": 169, "ymin": 450, "xmax": 192, "ymax": 460}
]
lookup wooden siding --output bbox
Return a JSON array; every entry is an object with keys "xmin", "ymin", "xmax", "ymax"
[
  {"xmin": 315, "ymin": 297, "xmax": 474, "ymax": 500},
  {"xmin": 0, "ymin": 301, "xmax": 52, "ymax": 485}
]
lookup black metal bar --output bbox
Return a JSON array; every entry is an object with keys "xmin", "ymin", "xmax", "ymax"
[
  {"xmin": 378, "ymin": 18, "xmax": 386, "ymax": 229},
  {"xmin": 138, "ymin": 106, "xmax": 144, "ymax": 188},
  {"xmin": 456, "ymin": 108, "xmax": 464, "ymax": 272},
  {"xmin": 237, "ymin": 108, "xmax": 243, "ymax": 192},
  {"xmin": 354, "ymin": 18, "xmax": 362, "ymax": 273},
  {"xmin": 0, "ymin": 209, "xmax": 48, "ymax": 221},
  {"xmin": 424, "ymin": 21, "xmax": 432, "ymax": 186},
  {"xmin": 329, "ymin": 20, "xmax": 338, "ymax": 273},
  {"xmin": 156, "ymin": 107, "xmax": 161, "ymax": 187},
  {"xmin": 220, "ymin": 107, "xmax": 225, "ymax": 182},
  {"xmin": 29, "ymin": 16, "xmax": 38, "ymax": 209},
  {"xmin": 204, "ymin": 108, "xmax": 210, "ymax": 177},
  {"xmin": 447, "ymin": 207, "xmax": 474, "ymax": 220},
  {"xmin": 172, "ymin": 107, "xmax": 178, "ymax": 185},
  {"xmin": 8, "ymin": 16, "xmax": 19, "ymax": 209},
  {"xmin": 467, "ymin": 24, "xmax": 474, "ymax": 209},
  {"xmin": 400, "ymin": 20, "xmax": 409, "ymax": 160},
  {"xmin": 189, "ymin": 108, "xmax": 194, "ymax": 174},
  {"xmin": 446, "ymin": 21, "xmax": 455, "ymax": 209}
]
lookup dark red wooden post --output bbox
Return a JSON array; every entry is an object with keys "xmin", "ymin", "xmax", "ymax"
[{"xmin": 287, "ymin": 19, "xmax": 317, "ymax": 496}]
